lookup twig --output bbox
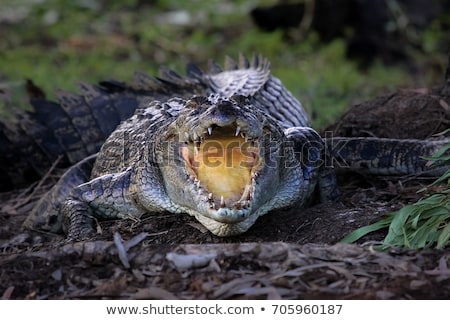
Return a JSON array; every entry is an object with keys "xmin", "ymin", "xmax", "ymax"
[{"xmin": 12, "ymin": 155, "xmax": 63, "ymax": 210}]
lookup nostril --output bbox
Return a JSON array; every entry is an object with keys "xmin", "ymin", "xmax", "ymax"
[
  {"xmin": 217, "ymin": 100, "xmax": 234, "ymax": 109},
  {"xmin": 230, "ymin": 95, "xmax": 250, "ymax": 105},
  {"xmin": 207, "ymin": 105, "xmax": 240, "ymax": 126}
]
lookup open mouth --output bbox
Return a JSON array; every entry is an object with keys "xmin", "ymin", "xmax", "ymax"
[{"xmin": 181, "ymin": 124, "xmax": 262, "ymax": 211}]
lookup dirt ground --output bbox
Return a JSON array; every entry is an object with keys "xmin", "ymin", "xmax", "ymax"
[{"xmin": 1, "ymin": 79, "xmax": 450, "ymax": 299}]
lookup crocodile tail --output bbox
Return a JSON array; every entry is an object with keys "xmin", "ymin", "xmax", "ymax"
[
  {"xmin": 196, "ymin": 53, "xmax": 271, "ymax": 97},
  {"xmin": 22, "ymin": 154, "xmax": 97, "ymax": 233},
  {"xmin": 189, "ymin": 53, "xmax": 310, "ymax": 128},
  {"xmin": 0, "ymin": 73, "xmax": 207, "ymax": 192},
  {"xmin": 0, "ymin": 120, "xmax": 48, "ymax": 190},
  {"xmin": 327, "ymin": 137, "xmax": 450, "ymax": 176},
  {"xmin": 0, "ymin": 83, "xmax": 132, "ymax": 191}
]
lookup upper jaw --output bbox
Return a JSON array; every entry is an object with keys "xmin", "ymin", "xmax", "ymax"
[{"xmin": 179, "ymin": 119, "xmax": 261, "ymax": 145}]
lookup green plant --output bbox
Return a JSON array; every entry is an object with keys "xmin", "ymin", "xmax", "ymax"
[
  {"xmin": 342, "ymin": 138, "xmax": 450, "ymax": 249},
  {"xmin": 1, "ymin": 0, "xmax": 445, "ymax": 129}
]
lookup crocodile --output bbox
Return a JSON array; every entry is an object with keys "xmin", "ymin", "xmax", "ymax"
[{"xmin": 6, "ymin": 54, "xmax": 448, "ymax": 240}]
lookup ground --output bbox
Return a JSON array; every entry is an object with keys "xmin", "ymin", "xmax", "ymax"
[
  {"xmin": 1, "ymin": 174, "xmax": 448, "ymax": 299},
  {"xmin": 1, "ymin": 81, "xmax": 450, "ymax": 299}
]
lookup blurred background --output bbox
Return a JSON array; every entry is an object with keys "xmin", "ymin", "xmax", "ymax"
[{"xmin": 0, "ymin": 0, "xmax": 449, "ymax": 128}]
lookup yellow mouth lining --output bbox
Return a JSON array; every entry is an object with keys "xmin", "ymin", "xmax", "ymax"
[{"xmin": 181, "ymin": 128, "xmax": 261, "ymax": 207}]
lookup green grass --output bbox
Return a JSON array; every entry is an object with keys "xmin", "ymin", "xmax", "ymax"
[
  {"xmin": 342, "ymin": 141, "xmax": 450, "ymax": 249},
  {"xmin": 342, "ymin": 191, "xmax": 450, "ymax": 249},
  {"xmin": 1, "ymin": 0, "xmax": 447, "ymax": 129}
]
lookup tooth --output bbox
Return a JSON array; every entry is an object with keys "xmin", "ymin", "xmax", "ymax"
[
  {"xmin": 235, "ymin": 126, "xmax": 241, "ymax": 136},
  {"xmin": 207, "ymin": 127, "xmax": 212, "ymax": 135},
  {"xmin": 194, "ymin": 145, "xmax": 199, "ymax": 157},
  {"xmin": 220, "ymin": 196, "xmax": 225, "ymax": 208},
  {"xmin": 208, "ymin": 193, "xmax": 213, "ymax": 200},
  {"xmin": 197, "ymin": 180, "xmax": 201, "ymax": 188},
  {"xmin": 239, "ymin": 184, "xmax": 252, "ymax": 202}
]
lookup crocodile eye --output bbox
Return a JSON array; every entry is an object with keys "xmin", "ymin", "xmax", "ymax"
[
  {"xmin": 186, "ymin": 96, "xmax": 209, "ymax": 108},
  {"xmin": 186, "ymin": 100, "xmax": 199, "ymax": 109},
  {"xmin": 231, "ymin": 95, "xmax": 250, "ymax": 105}
]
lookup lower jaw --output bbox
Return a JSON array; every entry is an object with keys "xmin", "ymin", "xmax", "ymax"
[{"xmin": 191, "ymin": 208, "xmax": 260, "ymax": 237}]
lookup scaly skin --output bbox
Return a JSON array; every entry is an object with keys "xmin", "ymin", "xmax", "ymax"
[
  {"xmin": 2, "ymin": 54, "xmax": 308, "ymax": 191},
  {"xmin": 59, "ymin": 95, "xmax": 326, "ymax": 240},
  {"xmin": 23, "ymin": 55, "xmax": 324, "ymax": 240},
  {"xmin": 21, "ymin": 54, "xmax": 449, "ymax": 240}
]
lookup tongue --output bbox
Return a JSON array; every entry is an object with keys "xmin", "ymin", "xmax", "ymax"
[
  {"xmin": 197, "ymin": 146, "xmax": 252, "ymax": 202},
  {"xmin": 183, "ymin": 136, "xmax": 257, "ymax": 203}
]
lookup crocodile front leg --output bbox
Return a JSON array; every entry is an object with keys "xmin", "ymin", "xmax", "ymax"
[
  {"xmin": 61, "ymin": 168, "xmax": 145, "ymax": 240},
  {"xmin": 284, "ymin": 126, "xmax": 339, "ymax": 205}
]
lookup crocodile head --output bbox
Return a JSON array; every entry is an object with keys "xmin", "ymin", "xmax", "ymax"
[{"xmin": 155, "ymin": 94, "xmax": 307, "ymax": 236}]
